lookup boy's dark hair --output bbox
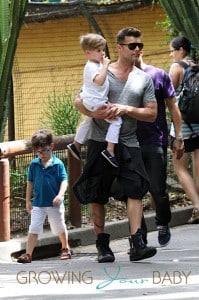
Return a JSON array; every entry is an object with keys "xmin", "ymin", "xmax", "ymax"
[
  {"xmin": 170, "ymin": 36, "xmax": 191, "ymax": 55},
  {"xmin": 117, "ymin": 27, "xmax": 142, "ymax": 44},
  {"xmin": 31, "ymin": 129, "xmax": 53, "ymax": 149}
]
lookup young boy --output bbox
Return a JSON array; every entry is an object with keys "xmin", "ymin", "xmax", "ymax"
[
  {"xmin": 17, "ymin": 129, "xmax": 71, "ymax": 263},
  {"xmin": 67, "ymin": 33, "xmax": 122, "ymax": 167}
]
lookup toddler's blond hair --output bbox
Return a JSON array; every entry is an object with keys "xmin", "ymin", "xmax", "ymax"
[{"xmin": 80, "ymin": 33, "xmax": 106, "ymax": 50}]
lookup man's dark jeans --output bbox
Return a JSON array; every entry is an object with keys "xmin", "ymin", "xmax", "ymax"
[{"xmin": 141, "ymin": 144, "xmax": 171, "ymax": 228}]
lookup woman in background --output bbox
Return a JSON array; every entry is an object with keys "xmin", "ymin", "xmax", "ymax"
[{"xmin": 169, "ymin": 36, "xmax": 199, "ymax": 224}]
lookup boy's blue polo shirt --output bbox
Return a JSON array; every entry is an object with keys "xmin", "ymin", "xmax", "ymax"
[{"xmin": 27, "ymin": 155, "xmax": 68, "ymax": 207}]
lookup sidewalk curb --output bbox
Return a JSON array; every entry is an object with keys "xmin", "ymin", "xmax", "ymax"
[{"xmin": 0, "ymin": 206, "xmax": 193, "ymax": 262}]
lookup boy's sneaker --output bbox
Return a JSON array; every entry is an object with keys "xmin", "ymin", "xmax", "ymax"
[
  {"xmin": 101, "ymin": 149, "xmax": 119, "ymax": 168},
  {"xmin": 157, "ymin": 225, "xmax": 171, "ymax": 247},
  {"xmin": 60, "ymin": 248, "xmax": 72, "ymax": 260},
  {"xmin": 67, "ymin": 143, "xmax": 81, "ymax": 160},
  {"xmin": 187, "ymin": 209, "xmax": 199, "ymax": 224}
]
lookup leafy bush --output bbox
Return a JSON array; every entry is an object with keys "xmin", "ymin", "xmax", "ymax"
[
  {"xmin": 10, "ymin": 165, "xmax": 27, "ymax": 207},
  {"xmin": 41, "ymin": 90, "xmax": 81, "ymax": 135}
]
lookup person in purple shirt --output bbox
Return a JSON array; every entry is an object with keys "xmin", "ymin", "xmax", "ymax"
[{"xmin": 136, "ymin": 53, "xmax": 184, "ymax": 247}]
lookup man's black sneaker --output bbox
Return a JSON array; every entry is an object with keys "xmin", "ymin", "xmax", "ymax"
[
  {"xmin": 157, "ymin": 225, "xmax": 171, "ymax": 247},
  {"xmin": 129, "ymin": 229, "xmax": 157, "ymax": 261},
  {"xmin": 101, "ymin": 149, "xmax": 119, "ymax": 167},
  {"xmin": 67, "ymin": 143, "xmax": 81, "ymax": 160},
  {"xmin": 127, "ymin": 232, "xmax": 147, "ymax": 255},
  {"xmin": 129, "ymin": 246, "xmax": 157, "ymax": 262}
]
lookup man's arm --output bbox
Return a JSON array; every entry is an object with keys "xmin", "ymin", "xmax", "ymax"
[
  {"xmin": 114, "ymin": 101, "xmax": 157, "ymax": 122},
  {"xmin": 74, "ymin": 93, "xmax": 116, "ymax": 120},
  {"xmin": 166, "ymin": 96, "xmax": 184, "ymax": 159},
  {"xmin": 166, "ymin": 96, "xmax": 182, "ymax": 137}
]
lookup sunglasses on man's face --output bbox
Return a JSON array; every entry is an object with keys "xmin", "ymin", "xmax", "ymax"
[{"xmin": 120, "ymin": 42, "xmax": 144, "ymax": 50}]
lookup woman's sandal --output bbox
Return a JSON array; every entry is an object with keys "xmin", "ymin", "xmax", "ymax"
[
  {"xmin": 17, "ymin": 253, "xmax": 32, "ymax": 263},
  {"xmin": 60, "ymin": 248, "xmax": 72, "ymax": 260}
]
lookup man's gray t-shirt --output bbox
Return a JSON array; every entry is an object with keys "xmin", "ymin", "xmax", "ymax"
[{"xmin": 89, "ymin": 66, "xmax": 156, "ymax": 147}]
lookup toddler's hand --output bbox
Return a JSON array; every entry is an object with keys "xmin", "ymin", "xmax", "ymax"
[{"xmin": 102, "ymin": 55, "xmax": 111, "ymax": 67}]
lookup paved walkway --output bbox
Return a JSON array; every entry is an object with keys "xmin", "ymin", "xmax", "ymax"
[
  {"xmin": 0, "ymin": 206, "xmax": 193, "ymax": 262},
  {"xmin": 0, "ymin": 222, "xmax": 199, "ymax": 299}
]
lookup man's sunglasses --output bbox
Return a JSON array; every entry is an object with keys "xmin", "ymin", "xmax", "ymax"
[{"xmin": 120, "ymin": 42, "xmax": 144, "ymax": 50}]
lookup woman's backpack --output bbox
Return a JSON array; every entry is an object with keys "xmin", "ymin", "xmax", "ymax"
[{"xmin": 178, "ymin": 63, "xmax": 199, "ymax": 125}]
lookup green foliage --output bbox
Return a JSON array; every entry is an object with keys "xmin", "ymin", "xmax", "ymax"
[
  {"xmin": 156, "ymin": 15, "xmax": 199, "ymax": 63},
  {"xmin": 30, "ymin": 0, "xmax": 62, "ymax": 2},
  {"xmin": 156, "ymin": 16, "xmax": 178, "ymax": 42},
  {"xmin": 191, "ymin": 48, "xmax": 199, "ymax": 64},
  {"xmin": 41, "ymin": 90, "xmax": 81, "ymax": 135},
  {"xmin": 10, "ymin": 164, "xmax": 27, "ymax": 203},
  {"xmin": 160, "ymin": 0, "xmax": 199, "ymax": 49},
  {"xmin": 0, "ymin": 0, "xmax": 28, "ymax": 141},
  {"xmin": 152, "ymin": 0, "xmax": 160, "ymax": 4}
]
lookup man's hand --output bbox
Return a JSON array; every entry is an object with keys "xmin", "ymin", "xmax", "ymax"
[
  {"xmin": 111, "ymin": 104, "xmax": 129, "ymax": 117},
  {"xmin": 92, "ymin": 102, "xmax": 118, "ymax": 120}
]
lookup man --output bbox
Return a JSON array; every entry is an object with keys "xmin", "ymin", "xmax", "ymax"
[
  {"xmin": 73, "ymin": 27, "xmax": 158, "ymax": 263},
  {"xmin": 136, "ymin": 54, "xmax": 184, "ymax": 247}
]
